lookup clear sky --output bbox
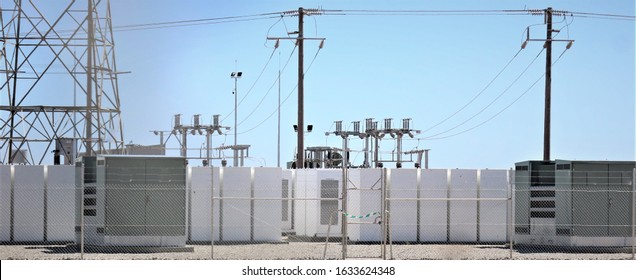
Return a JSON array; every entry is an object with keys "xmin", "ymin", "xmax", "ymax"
[{"xmin": 103, "ymin": 0, "xmax": 634, "ymax": 169}]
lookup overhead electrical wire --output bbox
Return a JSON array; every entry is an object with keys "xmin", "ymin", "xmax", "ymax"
[
  {"xmin": 37, "ymin": 8, "xmax": 634, "ymax": 37},
  {"xmin": 424, "ymin": 48, "xmax": 545, "ymax": 139},
  {"xmin": 237, "ymin": 45, "xmax": 297, "ymax": 126},
  {"xmin": 237, "ymin": 47, "xmax": 322, "ymax": 135},
  {"xmin": 425, "ymin": 14, "xmax": 573, "ymax": 137},
  {"xmin": 422, "ymin": 47, "xmax": 524, "ymax": 133},
  {"xmin": 422, "ymin": 47, "xmax": 570, "ymax": 141},
  {"xmin": 111, "ymin": 12, "xmax": 281, "ymax": 32}
]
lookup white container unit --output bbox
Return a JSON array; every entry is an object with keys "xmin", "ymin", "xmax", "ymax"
[
  {"xmin": 348, "ymin": 168, "xmax": 383, "ymax": 242},
  {"xmin": 478, "ymin": 169, "xmax": 509, "ymax": 242},
  {"xmin": 45, "ymin": 166, "xmax": 75, "ymax": 242},
  {"xmin": 449, "ymin": 169, "xmax": 478, "ymax": 242},
  {"xmin": 294, "ymin": 169, "xmax": 342, "ymax": 237},
  {"xmin": 420, "ymin": 169, "xmax": 448, "ymax": 242},
  {"xmin": 387, "ymin": 168, "xmax": 418, "ymax": 242},
  {"xmin": 188, "ymin": 167, "xmax": 219, "ymax": 242}
]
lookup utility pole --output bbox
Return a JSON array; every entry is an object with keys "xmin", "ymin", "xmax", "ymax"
[
  {"xmin": 543, "ymin": 7, "xmax": 553, "ymax": 161},
  {"xmin": 523, "ymin": 7, "xmax": 573, "ymax": 162},
  {"xmin": 297, "ymin": 7, "xmax": 305, "ymax": 169},
  {"xmin": 267, "ymin": 8, "xmax": 324, "ymax": 169}
]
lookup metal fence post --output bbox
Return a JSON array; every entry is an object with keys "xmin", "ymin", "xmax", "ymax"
[
  {"xmin": 210, "ymin": 166, "xmax": 215, "ymax": 260},
  {"xmin": 341, "ymin": 138, "xmax": 348, "ymax": 260},
  {"xmin": 508, "ymin": 169, "xmax": 513, "ymax": 259},
  {"xmin": 80, "ymin": 163, "xmax": 84, "ymax": 260},
  {"xmin": 632, "ymin": 168, "xmax": 636, "ymax": 260},
  {"xmin": 381, "ymin": 168, "xmax": 387, "ymax": 260}
]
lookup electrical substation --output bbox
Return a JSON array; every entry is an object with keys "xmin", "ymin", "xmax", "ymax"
[{"xmin": 0, "ymin": 1, "xmax": 634, "ymax": 258}]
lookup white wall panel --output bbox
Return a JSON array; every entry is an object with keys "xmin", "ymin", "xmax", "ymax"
[
  {"xmin": 449, "ymin": 169, "xmax": 477, "ymax": 242},
  {"xmin": 189, "ymin": 167, "xmax": 220, "ymax": 242},
  {"xmin": 46, "ymin": 166, "xmax": 75, "ymax": 241},
  {"xmin": 420, "ymin": 169, "xmax": 448, "ymax": 242},
  {"xmin": 354, "ymin": 168, "xmax": 383, "ymax": 242},
  {"xmin": 220, "ymin": 167, "xmax": 251, "ymax": 241},
  {"xmin": 479, "ymin": 169, "xmax": 509, "ymax": 242},
  {"xmin": 388, "ymin": 168, "xmax": 417, "ymax": 241},
  {"xmin": 253, "ymin": 167, "xmax": 281, "ymax": 241},
  {"xmin": 14, "ymin": 166, "xmax": 45, "ymax": 241}
]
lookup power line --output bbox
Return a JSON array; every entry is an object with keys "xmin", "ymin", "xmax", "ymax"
[
  {"xmin": 424, "ymin": 48, "xmax": 545, "ymax": 139},
  {"xmin": 237, "ymin": 45, "xmax": 297, "ymax": 126},
  {"xmin": 237, "ymin": 47, "xmax": 322, "ymax": 135},
  {"xmin": 422, "ymin": 48, "xmax": 570, "ymax": 141},
  {"xmin": 568, "ymin": 11, "xmax": 635, "ymax": 20},
  {"xmin": 111, "ymin": 12, "xmax": 282, "ymax": 31},
  {"xmin": 423, "ymin": 47, "xmax": 524, "ymax": 133}
]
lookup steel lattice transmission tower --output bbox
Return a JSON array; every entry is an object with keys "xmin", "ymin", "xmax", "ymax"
[{"xmin": 0, "ymin": 0, "xmax": 124, "ymax": 164}]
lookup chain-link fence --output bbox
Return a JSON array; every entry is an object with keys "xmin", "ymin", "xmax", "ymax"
[{"xmin": 1, "ymin": 164, "xmax": 634, "ymax": 260}]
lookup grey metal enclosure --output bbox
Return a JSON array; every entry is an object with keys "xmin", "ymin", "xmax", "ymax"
[
  {"xmin": 515, "ymin": 160, "xmax": 635, "ymax": 247},
  {"xmin": 75, "ymin": 155, "xmax": 187, "ymax": 247}
]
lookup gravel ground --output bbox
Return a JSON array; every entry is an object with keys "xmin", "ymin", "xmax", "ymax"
[{"xmin": 1, "ymin": 243, "xmax": 634, "ymax": 260}]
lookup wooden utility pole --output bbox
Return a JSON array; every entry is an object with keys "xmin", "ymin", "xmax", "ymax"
[
  {"xmin": 297, "ymin": 7, "xmax": 305, "ymax": 169},
  {"xmin": 543, "ymin": 7, "xmax": 553, "ymax": 161}
]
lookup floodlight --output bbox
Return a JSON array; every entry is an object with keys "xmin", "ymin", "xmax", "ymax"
[
  {"xmin": 293, "ymin": 125, "xmax": 298, "ymax": 132},
  {"xmin": 307, "ymin": 125, "xmax": 313, "ymax": 132}
]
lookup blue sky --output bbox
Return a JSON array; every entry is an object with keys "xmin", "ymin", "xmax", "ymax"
[{"xmin": 106, "ymin": 0, "xmax": 634, "ymax": 169}]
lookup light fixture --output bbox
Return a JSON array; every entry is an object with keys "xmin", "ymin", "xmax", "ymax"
[
  {"xmin": 293, "ymin": 125, "xmax": 298, "ymax": 132},
  {"xmin": 307, "ymin": 125, "xmax": 313, "ymax": 132}
]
